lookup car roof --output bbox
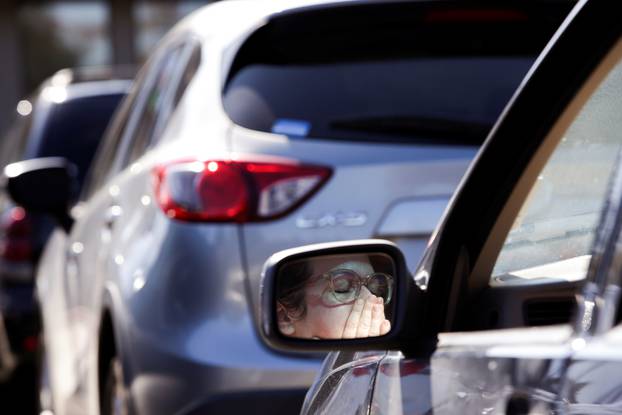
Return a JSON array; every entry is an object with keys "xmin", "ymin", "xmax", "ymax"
[
  {"xmin": 168, "ymin": 0, "xmax": 452, "ymax": 48},
  {"xmin": 175, "ymin": 0, "xmax": 358, "ymax": 37},
  {"xmin": 60, "ymin": 80, "xmax": 132, "ymax": 101},
  {"xmin": 28, "ymin": 67, "xmax": 132, "ymax": 110}
]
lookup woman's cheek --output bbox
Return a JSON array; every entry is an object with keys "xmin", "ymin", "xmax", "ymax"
[
  {"xmin": 320, "ymin": 290, "xmax": 344, "ymax": 306},
  {"xmin": 313, "ymin": 305, "xmax": 352, "ymax": 338},
  {"xmin": 305, "ymin": 292, "xmax": 355, "ymax": 338}
]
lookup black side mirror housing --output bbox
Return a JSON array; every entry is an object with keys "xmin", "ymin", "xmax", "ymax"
[
  {"xmin": 3, "ymin": 157, "xmax": 78, "ymax": 232},
  {"xmin": 260, "ymin": 239, "xmax": 434, "ymax": 355}
]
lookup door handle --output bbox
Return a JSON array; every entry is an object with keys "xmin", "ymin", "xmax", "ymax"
[{"xmin": 104, "ymin": 204, "xmax": 123, "ymax": 229}]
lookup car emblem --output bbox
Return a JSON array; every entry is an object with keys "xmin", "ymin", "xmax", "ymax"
[{"xmin": 296, "ymin": 211, "xmax": 368, "ymax": 229}]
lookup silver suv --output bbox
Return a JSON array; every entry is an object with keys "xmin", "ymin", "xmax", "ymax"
[{"xmin": 5, "ymin": 1, "xmax": 571, "ymax": 414}]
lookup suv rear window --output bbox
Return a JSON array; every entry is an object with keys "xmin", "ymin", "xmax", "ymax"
[{"xmin": 223, "ymin": 2, "xmax": 573, "ymax": 145}]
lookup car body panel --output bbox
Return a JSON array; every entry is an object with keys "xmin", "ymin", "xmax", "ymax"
[
  {"xmin": 233, "ymin": 126, "xmax": 476, "ymax": 315},
  {"xmin": 564, "ymin": 327, "xmax": 622, "ymax": 412}
]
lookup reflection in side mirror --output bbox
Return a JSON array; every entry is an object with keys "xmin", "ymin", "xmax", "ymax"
[{"xmin": 276, "ymin": 252, "xmax": 396, "ymax": 340}]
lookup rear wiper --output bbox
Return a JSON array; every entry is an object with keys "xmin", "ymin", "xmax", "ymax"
[{"xmin": 329, "ymin": 116, "xmax": 491, "ymax": 145}]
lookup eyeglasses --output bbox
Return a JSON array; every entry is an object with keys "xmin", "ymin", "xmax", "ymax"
[{"xmin": 321, "ymin": 269, "xmax": 393, "ymax": 305}]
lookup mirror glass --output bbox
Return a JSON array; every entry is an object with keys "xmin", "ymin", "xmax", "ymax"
[{"xmin": 275, "ymin": 253, "xmax": 396, "ymax": 339}]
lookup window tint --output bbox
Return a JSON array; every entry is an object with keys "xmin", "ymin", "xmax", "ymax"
[
  {"xmin": 225, "ymin": 58, "xmax": 530, "ymax": 145},
  {"xmin": 223, "ymin": 4, "xmax": 571, "ymax": 145},
  {"xmin": 30, "ymin": 93, "xmax": 125, "ymax": 188},
  {"xmin": 492, "ymin": 50, "xmax": 622, "ymax": 285}
]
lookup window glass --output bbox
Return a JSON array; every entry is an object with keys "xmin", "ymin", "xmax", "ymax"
[
  {"xmin": 30, "ymin": 93, "xmax": 125, "ymax": 189},
  {"xmin": 225, "ymin": 58, "xmax": 530, "ymax": 145},
  {"xmin": 223, "ymin": 5, "xmax": 570, "ymax": 145},
  {"xmin": 81, "ymin": 78, "xmax": 143, "ymax": 199},
  {"xmin": 492, "ymin": 52, "xmax": 622, "ymax": 285},
  {"xmin": 125, "ymin": 43, "xmax": 186, "ymax": 165},
  {"xmin": 173, "ymin": 42, "xmax": 201, "ymax": 108}
]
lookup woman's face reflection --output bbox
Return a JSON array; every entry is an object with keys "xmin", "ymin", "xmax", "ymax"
[{"xmin": 278, "ymin": 255, "xmax": 391, "ymax": 339}]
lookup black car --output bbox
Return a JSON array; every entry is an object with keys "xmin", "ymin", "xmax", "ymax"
[
  {"xmin": 259, "ymin": 0, "xmax": 622, "ymax": 413},
  {"xmin": 0, "ymin": 68, "xmax": 129, "ymax": 412}
]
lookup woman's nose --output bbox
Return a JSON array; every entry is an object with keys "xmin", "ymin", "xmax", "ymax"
[{"xmin": 359, "ymin": 286, "xmax": 373, "ymax": 299}]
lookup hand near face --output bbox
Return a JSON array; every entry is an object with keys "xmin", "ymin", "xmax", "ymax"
[{"xmin": 341, "ymin": 294, "xmax": 391, "ymax": 338}]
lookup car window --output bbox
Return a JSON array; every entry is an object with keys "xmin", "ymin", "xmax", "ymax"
[
  {"xmin": 124, "ymin": 41, "xmax": 194, "ymax": 165},
  {"xmin": 491, "ymin": 49, "xmax": 622, "ymax": 285},
  {"xmin": 172, "ymin": 40, "xmax": 201, "ymax": 111},
  {"xmin": 81, "ymin": 78, "xmax": 143, "ymax": 199},
  {"xmin": 223, "ymin": 4, "xmax": 570, "ymax": 145},
  {"xmin": 0, "ymin": 108, "xmax": 34, "ymax": 167},
  {"xmin": 29, "ymin": 93, "xmax": 125, "ymax": 188}
]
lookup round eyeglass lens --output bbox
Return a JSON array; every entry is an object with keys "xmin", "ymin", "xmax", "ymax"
[
  {"xmin": 367, "ymin": 273, "xmax": 393, "ymax": 304},
  {"xmin": 330, "ymin": 270, "xmax": 359, "ymax": 303}
]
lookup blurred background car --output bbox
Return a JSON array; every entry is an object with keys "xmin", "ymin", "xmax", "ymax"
[
  {"xmin": 0, "ymin": 67, "xmax": 130, "ymax": 414},
  {"xmin": 5, "ymin": 0, "xmax": 573, "ymax": 414}
]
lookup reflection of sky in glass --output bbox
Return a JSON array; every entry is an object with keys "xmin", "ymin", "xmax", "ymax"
[
  {"xmin": 43, "ymin": 2, "xmax": 110, "ymax": 66},
  {"xmin": 134, "ymin": 1, "xmax": 207, "ymax": 62}
]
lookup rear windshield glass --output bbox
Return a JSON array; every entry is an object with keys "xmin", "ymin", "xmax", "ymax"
[
  {"xmin": 31, "ymin": 93, "xmax": 124, "ymax": 186},
  {"xmin": 223, "ymin": 3, "xmax": 572, "ymax": 145}
]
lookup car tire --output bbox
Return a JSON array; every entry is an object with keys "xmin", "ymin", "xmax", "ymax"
[{"xmin": 101, "ymin": 357, "xmax": 129, "ymax": 415}]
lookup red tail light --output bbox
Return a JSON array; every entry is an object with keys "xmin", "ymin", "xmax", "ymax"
[
  {"xmin": 153, "ymin": 159, "xmax": 332, "ymax": 222},
  {"xmin": 0, "ymin": 207, "xmax": 33, "ymax": 261}
]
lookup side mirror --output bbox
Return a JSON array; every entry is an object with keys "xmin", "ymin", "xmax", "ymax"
[
  {"xmin": 260, "ymin": 239, "xmax": 432, "ymax": 353},
  {"xmin": 3, "ymin": 157, "xmax": 78, "ymax": 232}
]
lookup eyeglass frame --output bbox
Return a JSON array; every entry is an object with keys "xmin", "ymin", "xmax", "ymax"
[{"xmin": 318, "ymin": 268, "xmax": 394, "ymax": 305}]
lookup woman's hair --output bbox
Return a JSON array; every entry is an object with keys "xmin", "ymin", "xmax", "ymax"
[{"xmin": 277, "ymin": 260, "xmax": 313, "ymax": 320}]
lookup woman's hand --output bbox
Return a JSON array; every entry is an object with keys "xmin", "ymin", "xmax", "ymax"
[{"xmin": 341, "ymin": 294, "xmax": 391, "ymax": 338}]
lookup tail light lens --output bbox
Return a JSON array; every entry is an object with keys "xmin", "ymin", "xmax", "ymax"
[
  {"xmin": 0, "ymin": 207, "xmax": 33, "ymax": 261},
  {"xmin": 153, "ymin": 160, "xmax": 332, "ymax": 222}
]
